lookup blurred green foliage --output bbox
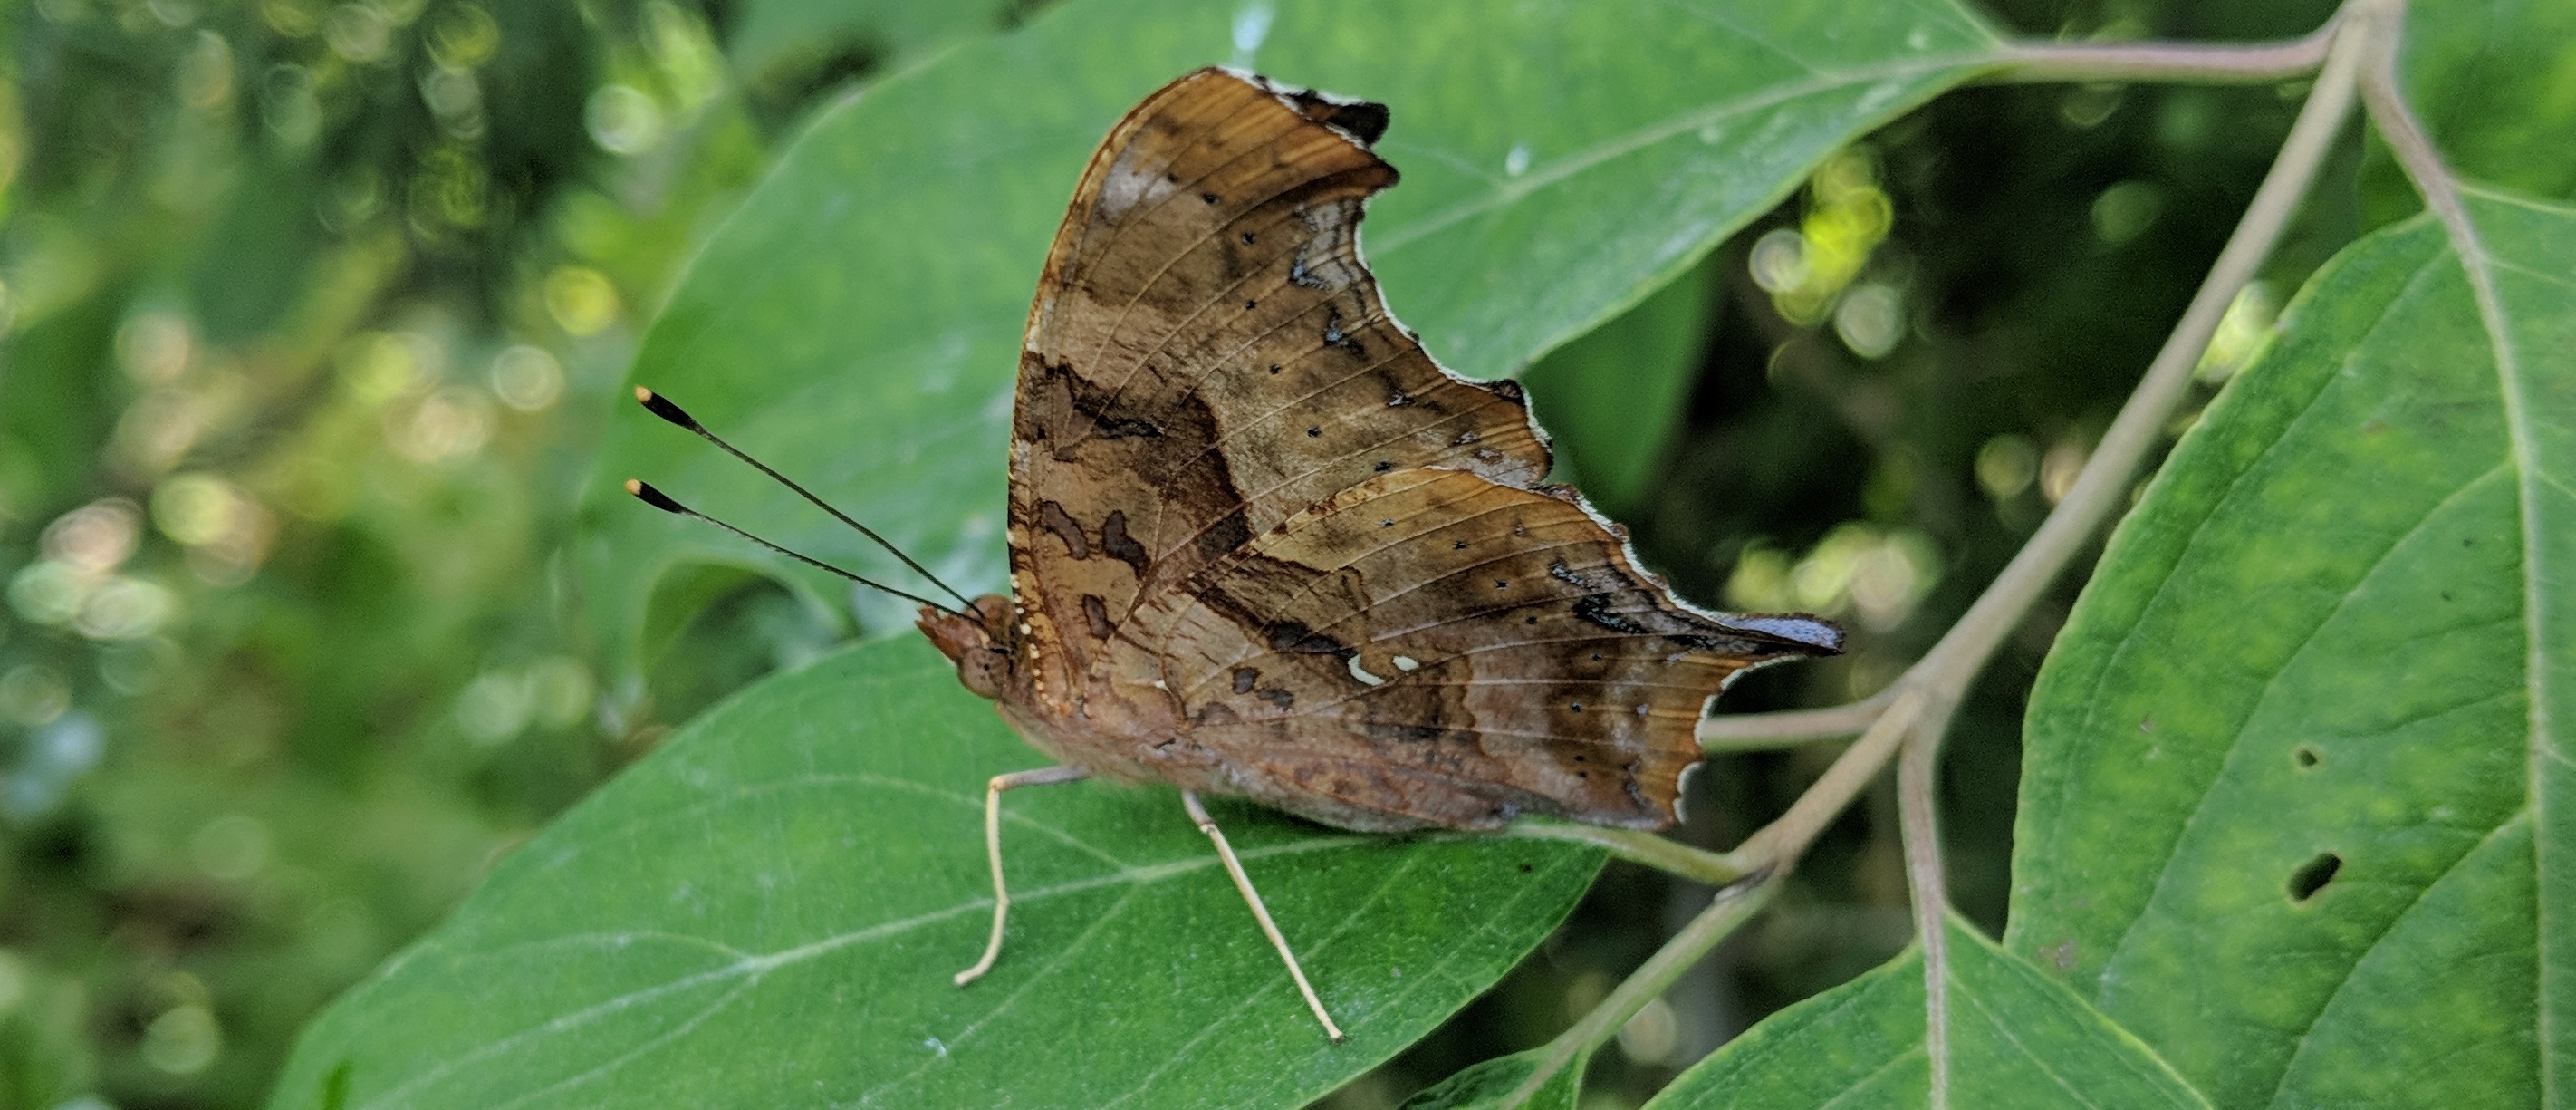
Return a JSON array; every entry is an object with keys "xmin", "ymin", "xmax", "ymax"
[
  {"xmin": 0, "ymin": 1, "xmax": 1026, "ymax": 1105},
  {"xmin": 0, "ymin": 0, "xmax": 2370, "ymax": 1106}
]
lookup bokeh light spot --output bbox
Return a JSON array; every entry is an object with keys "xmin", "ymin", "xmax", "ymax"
[
  {"xmin": 76, "ymin": 576, "xmax": 177, "ymax": 641},
  {"xmin": 192, "ymin": 814, "xmax": 274, "ymax": 880},
  {"xmin": 387, "ymin": 386, "xmax": 495, "ymax": 463},
  {"xmin": 43, "ymin": 498, "xmax": 143, "ymax": 574},
  {"xmin": 261, "ymin": 63, "xmax": 322, "ymax": 147},
  {"xmin": 177, "ymin": 31, "xmax": 235, "ymax": 110},
  {"xmin": 585, "ymin": 84, "xmax": 663, "ymax": 155},
  {"xmin": 2041, "ymin": 439, "xmax": 2091, "ymax": 503},
  {"xmin": 118, "ymin": 310, "xmax": 195, "ymax": 384},
  {"xmin": 1747, "ymin": 228, "xmax": 1807, "ymax": 294},
  {"xmin": 458, "ymin": 669, "xmax": 533, "ymax": 745},
  {"xmin": 1833, "ymin": 283, "xmax": 1904, "ymax": 358},
  {"xmin": 2091, "ymin": 180, "xmax": 2164, "ymax": 246},
  {"xmin": 426, "ymin": 3, "xmax": 499, "ymax": 69},
  {"xmin": 2196, "ymin": 280, "xmax": 2278, "ymax": 382},
  {"xmin": 543, "ymin": 265, "xmax": 621, "ymax": 336},
  {"xmin": 0, "ymin": 664, "xmax": 72, "ymax": 727},
  {"xmin": 1975, "ymin": 434, "xmax": 2039, "ymax": 500},
  {"xmin": 142, "ymin": 1004, "xmax": 222, "ymax": 1075},
  {"xmin": 489, "ymin": 344, "xmax": 564, "ymax": 410},
  {"xmin": 324, "ymin": 4, "xmax": 389, "ymax": 62}
]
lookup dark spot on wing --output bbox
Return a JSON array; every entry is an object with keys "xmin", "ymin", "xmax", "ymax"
[
  {"xmin": 1100, "ymin": 510, "xmax": 1149, "ymax": 574},
  {"xmin": 1098, "ymin": 417, "xmax": 1162, "ymax": 439},
  {"xmin": 1038, "ymin": 500, "xmax": 1089, "ymax": 560},
  {"xmin": 1233, "ymin": 668, "xmax": 1258, "ymax": 694},
  {"xmin": 1573, "ymin": 595, "xmax": 1652, "ymax": 634},
  {"xmin": 1267, "ymin": 620, "xmax": 1350, "ymax": 656},
  {"xmin": 1082, "ymin": 594, "xmax": 1112, "ymax": 641}
]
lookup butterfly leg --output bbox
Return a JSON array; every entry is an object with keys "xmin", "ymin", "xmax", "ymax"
[
  {"xmin": 954, "ymin": 764, "xmax": 1091, "ymax": 987},
  {"xmin": 1180, "ymin": 789, "xmax": 1346, "ymax": 1042}
]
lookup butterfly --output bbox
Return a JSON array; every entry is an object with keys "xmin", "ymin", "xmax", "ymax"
[{"xmin": 633, "ymin": 67, "xmax": 1840, "ymax": 1042}]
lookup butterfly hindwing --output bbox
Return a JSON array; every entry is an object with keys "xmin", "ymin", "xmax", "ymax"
[{"xmin": 1129, "ymin": 468, "xmax": 1822, "ymax": 830}]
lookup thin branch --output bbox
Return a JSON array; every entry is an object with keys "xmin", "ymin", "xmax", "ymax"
[
  {"xmin": 1534, "ymin": 7, "xmax": 2380, "ymax": 1105},
  {"xmin": 1895, "ymin": 13, "xmax": 2377, "ymax": 1106},
  {"xmin": 1699, "ymin": 688, "xmax": 1896, "ymax": 751},
  {"xmin": 1498, "ymin": 876, "xmax": 1779, "ymax": 1108},
  {"xmin": 1729, "ymin": 688, "xmax": 1926, "ymax": 872},
  {"xmin": 1906, "ymin": 4, "xmax": 2372, "ymax": 707},
  {"xmin": 2356, "ymin": 6, "xmax": 2510, "ymax": 372},
  {"xmin": 1985, "ymin": 15, "xmax": 2338, "ymax": 84},
  {"xmin": 1498, "ymin": 820, "xmax": 1749, "ymax": 886},
  {"xmin": 1898, "ymin": 689, "xmax": 1957, "ymax": 1110}
]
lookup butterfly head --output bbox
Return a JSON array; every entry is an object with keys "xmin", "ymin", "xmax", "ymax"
[{"xmin": 917, "ymin": 594, "xmax": 1019, "ymax": 700}]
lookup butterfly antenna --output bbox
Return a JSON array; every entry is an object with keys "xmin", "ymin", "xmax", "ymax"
[
  {"xmin": 625, "ymin": 479, "xmax": 968, "ymax": 618},
  {"xmin": 632, "ymin": 386, "xmax": 982, "ymax": 614}
]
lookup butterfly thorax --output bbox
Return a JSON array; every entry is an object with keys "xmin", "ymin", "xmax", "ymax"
[{"xmin": 918, "ymin": 596, "xmax": 1190, "ymax": 787}]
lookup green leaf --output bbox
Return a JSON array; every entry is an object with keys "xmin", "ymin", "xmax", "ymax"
[
  {"xmin": 2394, "ymin": 0, "xmax": 2576, "ymax": 203},
  {"xmin": 580, "ymin": 0, "xmax": 2003, "ymax": 665},
  {"xmin": 726, "ymin": 0, "xmax": 1019, "ymax": 90},
  {"xmin": 268, "ymin": 637, "xmax": 1605, "ymax": 1108},
  {"xmin": 2006, "ymin": 191, "xmax": 2576, "ymax": 1106},
  {"xmin": 1398, "ymin": 1046, "xmax": 1586, "ymax": 1110},
  {"xmin": 1642, "ymin": 918, "xmax": 2209, "ymax": 1108},
  {"xmin": 1523, "ymin": 253, "xmax": 1721, "ymax": 519}
]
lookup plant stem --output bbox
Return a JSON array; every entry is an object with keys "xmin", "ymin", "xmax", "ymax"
[
  {"xmin": 1908, "ymin": 12, "xmax": 2368, "ymax": 715},
  {"xmin": 1699, "ymin": 688, "xmax": 1894, "ymax": 751},
  {"xmin": 1897, "ymin": 685, "xmax": 1959, "ymax": 1109},
  {"xmin": 1498, "ymin": 877, "xmax": 1778, "ymax": 1108},
  {"xmin": 1893, "ymin": 13, "xmax": 2376, "ymax": 1105},
  {"xmin": 1606, "ymin": 8, "xmax": 2380, "ymax": 1104},
  {"xmin": 1499, "ymin": 820, "xmax": 1748, "ymax": 886},
  {"xmin": 1985, "ymin": 16, "xmax": 2338, "ymax": 84},
  {"xmin": 1729, "ymin": 688, "xmax": 1925, "ymax": 871},
  {"xmin": 2354, "ymin": 4, "xmax": 2504, "ymax": 365}
]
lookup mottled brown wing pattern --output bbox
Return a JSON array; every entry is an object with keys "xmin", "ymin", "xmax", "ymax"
[
  {"xmin": 1009, "ymin": 69, "xmax": 1548, "ymax": 709},
  {"xmin": 1125, "ymin": 468, "xmax": 1829, "ymax": 831},
  {"xmin": 993, "ymin": 67, "xmax": 1841, "ymax": 834}
]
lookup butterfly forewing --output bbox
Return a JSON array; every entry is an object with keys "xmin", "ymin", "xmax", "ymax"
[
  {"xmin": 1011, "ymin": 70, "xmax": 1549, "ymax": 707},
  {"xmin": 997, "ymin": 68, "xmax": 1839, "ymax": 832}
]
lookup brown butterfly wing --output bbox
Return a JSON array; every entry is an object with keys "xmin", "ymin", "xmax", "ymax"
[
  {"xmin": 1009, "ymin": 69, "xmax": 1548, "ymax": 709},
  {"xmin": 1129, "ymin": 469, "xmax": 1837, "ymax": 831},
  {"xmin": 1003, "ymin": 68, "xmax": 1840, "ymax": 830}
]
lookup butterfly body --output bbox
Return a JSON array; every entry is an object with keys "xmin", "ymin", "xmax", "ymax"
[{"xmin": 921, "ymin": 68, "xmax": 1842, "ymax": 836}]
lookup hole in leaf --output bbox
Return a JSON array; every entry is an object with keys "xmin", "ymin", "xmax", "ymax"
[
  {"xmin": 2287, "ymin": 852, "xmax": 2341, "ymax": 902},
  {"xmin": 2293, "ymin": 745, "xmax": 2321, "ymax": 768}
]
